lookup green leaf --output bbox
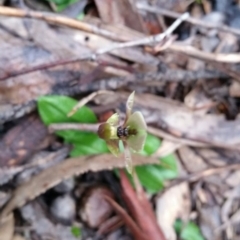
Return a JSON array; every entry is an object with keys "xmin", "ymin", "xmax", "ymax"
[
  {"xmin": 71, "ymin": 226, "xmax": 81, "ymax": 238},
  {"xmin": 135, "ymin": 165, "xmax": 164, "ymax": 193},
  {"xmin": 181, "ymin": 222, "xmax": 205, "ymax": 240},
  {"xmin": 141, "ymin": 133, "xmax": 161, "ymax": 156},
  {"xmin": 154, "ymin": 154, "xmax": 178, "ymax": 180},
  {"xmin": 175, "ymin": 219, "xmax": 183, "ymax": 234},
  {"xmin": 47, "ymin": 0, "xmax": 79, "ymax": 12},
  {"xmin": 38, "ymin": 95, "xmax": 97, "ymax": 125},
  {"xmin": 70, "ymin": 136, "xmax": 109, "ymax": 157},
  {"xmin": 174, "ymin": 220, "xmax": 205, "ymax": 240},
  {"xmin": 37, "ymin": 95, "xmax": 109, "ymax": 156},
  {"xmin": 134, "ymin": 134, "xmax": 178, "ymax": 194}
]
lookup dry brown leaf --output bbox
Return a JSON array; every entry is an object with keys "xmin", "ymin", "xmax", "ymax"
[
  {"xmin": 229, "ymin": 81, "xmax": 240, "ymax": 97},
  {"xmin": 156, "ymin": 183, "xmax": 191, "ymax": 240},
  {"xmin": 134, "ymin": 93, "xmax": 240, "ymax": 148},
  {"xmin": 0, "ymin": 114, "xmax": 48, "ymax": 167},
  {"xmin": 198, "ymin": 206, "xmax": 222, "ymax": 240},
  {"xmin": 12, "ymin": 235, "xmax": 26, "ymax": 240},
  {"xmin": 0, "ymin": 191, "xmax": 10, "ymax": 209},
  {"xmin": 187, "ymin": 57, "xmax": 205, "ymax": 71},
  {"xmin": 0, "ymin": 147, "xmax": 69, "ymax": 186},
  {"xmin": 94, "ymin": 0, "xmax": 145, "ymax": 32},
  {"xmin": 0, "ymin": 153, "xmax": 158, "ymax": 219},
  {"xmin": 225, "ymin": 171, "xmax": 240, "ymax": 187},
  {"xmin": 73, "ymin": 30, "xmax": 158, "ymax": 66},
  {"xmin": 195, "ymin": 182, "xmax": 222, "ymax": 240},
  {"xmin": 219, "ymin": 209, "xmax": 240, "ymax": 238},
  {"xmin": 0, "ymin": 19, "xmax": 84, "ymax": 121},
  {"xmin": 217, "ymin": 32, "xmax": 238, "ymax": 53},
  {"xmin": 0, "ymin": 16, "xmax": 125, "ymax": 123},
  {"xmin": 219, "ymin": 186, "xmax": 240, "ymax": 238},
  {"xmin": 0, "ymin": 213, "xmax": 14, "ymax": 240},
  {"xmin": 184, "ymin": 86, "xmax": 215, "ymax": 111},
  {"xmin": 152, "ymin": 139, "xmax": 182, "ymax": 158},
  {"xmin": 178, "ymin": 147, "xmax": 239, "ymax": 189},
  {"xmin": 79, "ymin": 186, "xmax": 115, "ymax": 228},
  {"xmin": 94, "ymin": 0, "xmax": 124, "ymax": 25},
  {"xmin": 222, "ymin": 186, "xmax": 240, "ymax": 224},
  {"xmin": 194, "ymin": 148, "xmax": 231, "ymax": 167},
  {"xmin": 179, "ymin": 147, "xmax": 208, "ymax": 173}
]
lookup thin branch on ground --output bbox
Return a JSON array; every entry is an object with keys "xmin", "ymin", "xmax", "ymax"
[
  {"xmin": 147, "ymin": 126, "xmax": 240, "ymax": 150},
  {"xmin": 0, "ymin": 6, "xmax": 120, "ymax": 40},
  {"xmin": 168, "ymin": 43, "xmax": 240, "ymax": 63},
  {"xmin": 0, "ymin": 58, "xmax": 81, "ymax": 80},
  {"xmin": 68, "ymin": 90, "xmax": 115, "ymax": 117},
  {"xmin": 172, "ymin": 163, "xmax": 240, "ymax": 183},
  {"xmin": 147, "ymin": 126, "xmax": 208, "ymax": 147},
  {"xmin": 94, "ymin": 12, "xmax": 189, "ymax": 56},
  {"xmin": 0, "ymin": 9, "xmax": 189, "ymax": 80},
  {"xmin": 49, "ymin": 123, "xmax": 99, "ymax": 133},
  {"xmin": 0, "ymin": 5, "xmax": 239, "ymax": 84},
  {"xmin": 137, "ymin": 2, "xmax": 240, "ymax": 36},
  {"xmin": 49, "ymin": 124, "xmax": 238, "ymax": 152}
]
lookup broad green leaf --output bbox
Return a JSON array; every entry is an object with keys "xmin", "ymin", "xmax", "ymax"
[
  {"xmin": 70, "ymin": 137, "xmax": 109, "ymax": 157},
  {"xmin": 71, "ymin": 226, "xmax": 81, "ymax": 238},
  {"xmin": 135, "ymin": 165, "xmax": 164, "ymax": 193},
  {"xmin": 141, "ymin": 134, "xmax": 161, "ymax": 156},
  {"xmin": 135, "ymin": 134, "xmax": 178, "ymax": 194},
  {"xmin": 181, "ymin": 222, "xmax": 205, "ymax": 240},
  {"xmin": 154, "ymin": 154, "xmax": 178, "ymax": 180},
  {"xmin": 175, "ymin": 219, "xmax": 183, "ymax": 234},
  {"xmin": 38, "ymin": 95, "xmax": 97, "ymax": 125},
  {"xmin": 37, "ymin": 95, "xmax": 109, "ymax": 156},
  {"xmin": 174, "ymin": 220, "xmax": 205, "ymax": 240}
]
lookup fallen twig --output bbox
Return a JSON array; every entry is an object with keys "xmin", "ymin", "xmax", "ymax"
[
  {"xmin": 94, "ymin": 12, "xmax": 189, "ymax": 56},
  {"xmin": 0, "ymin": 154, "xmax": 159, "ymax": 220},
  {"xmin": 49, "ymin": 123, "xmax": 99, "ymax": 133},
  {"xmin": 137, "ymin": 2, "xmax": 240, "ymax": 36},
  {"xmin": 165, "ymin": 163, "xmax": 240, "ymax": 192},
  {"xmin": 0, "ymin": 9, "xmax": 189, "ymax": 80},
  {"xmin": 68, "ymin": 90, "xmax": 114, "ymax": 117},
  {"xmin": 168, "ymin": 43, "xmax": 240, "ymax": 63},
  {"xmin": 0, "ymin": 6, "xmax": 120, "ymax": 40}
]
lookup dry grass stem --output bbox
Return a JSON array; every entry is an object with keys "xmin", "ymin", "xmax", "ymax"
[{"xmin": 49, "ymin": 123, "xmax": 99, "ymax": 133}]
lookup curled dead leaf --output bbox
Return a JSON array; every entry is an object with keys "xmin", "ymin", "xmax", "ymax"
[
  {"xmin": 79, "ymin": 186, "xmax": 115, "ymax": 228},
  {"xmin": 0, "ymin": 213, "xmax": 14, "ymax": 240},
  {"xmin": 156, "ymin": 183, "xmax": 191, "ymax": 240},
  {"xmin": 12, "ymin": 235, "xmax": 26, "ymax": 240},
  {"xmin": 0, "ymin": 153, "xmax": 158, "ymax": 220}
]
